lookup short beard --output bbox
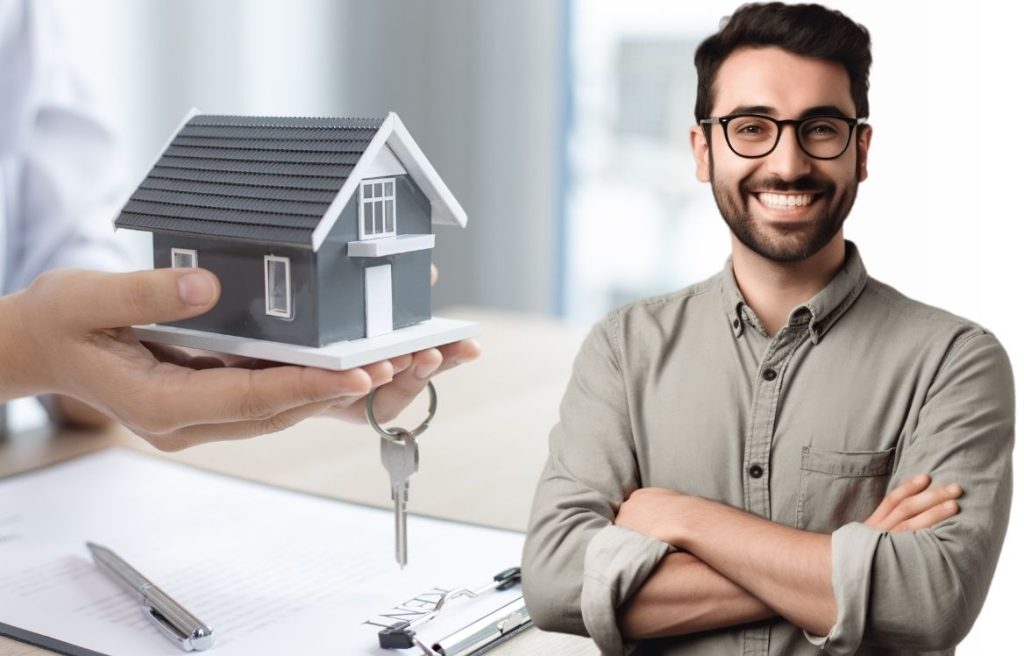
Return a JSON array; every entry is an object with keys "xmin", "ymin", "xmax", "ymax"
[{"xmin": 709, "ymin": 148, "xmax": 859, "ymax": 263}]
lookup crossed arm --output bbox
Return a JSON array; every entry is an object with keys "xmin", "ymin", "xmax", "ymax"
[
  {"xmin": 613, "ymin": 476, "xmax": 962, "ymax": 639},
  {"xmin": 522, "ymin": 319, "xmax": 1012, "ymax": 654}
]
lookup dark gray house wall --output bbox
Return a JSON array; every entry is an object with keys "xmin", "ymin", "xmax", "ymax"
[
  {"xmin": 317, "ymin": 174, "xmax": 433, "ymax": 344},
  {"xmin": 152, "ymin": 174, "xmax": 432, "ymax": 348},
  {"xmin": 154, "ymin": 234, "xmax": 320, "ymax": 346},
  {"xmin": 315, "ymin": 197, "xmax": 365, "ymax": 345}
]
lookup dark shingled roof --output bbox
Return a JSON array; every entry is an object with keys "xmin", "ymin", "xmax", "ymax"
[{"xmin": 114, "ymin": 114, "xmax": 386, "ymax": 247}]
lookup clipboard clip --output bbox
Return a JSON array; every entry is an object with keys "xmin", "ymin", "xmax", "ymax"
[{"xmin": 378, "ymin": 567, "xmax": 522, "ymax": 654}]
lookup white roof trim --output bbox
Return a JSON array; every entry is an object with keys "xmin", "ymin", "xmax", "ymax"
[
  {"xmin": 386, "ymin": 114, "xmax": 467, "ymax": 230},
  {"xmin": 113, "ymin": 107, "xmax": 201, "ymax": 231},
  {"xmin": 311, "ymin": 112, "xmax": 467, "ymax": 252}
]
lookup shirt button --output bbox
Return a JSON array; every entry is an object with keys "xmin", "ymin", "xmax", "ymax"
[
  {"xmin": 748, "ymin": 464, "xmax": 764, "ymax": 478},
  {"xmin": 762, "ymin": 368, "xmax": 777, "ymax": 381},
  {"xmin": 733, "ymin": 319, "xmax": 740, "ymax": 329}
]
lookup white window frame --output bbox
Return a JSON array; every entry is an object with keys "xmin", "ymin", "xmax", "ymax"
[
  {"xmin": 170, "ymin": 248, "xmax": 198, "ymax": 268},
  {"xmin": 358, "ymin": 177, "xmax": 397, "ymax": 240},
  {"xmin": 264, "ymin": 255, "xmax": 292, "ymax": 318}
]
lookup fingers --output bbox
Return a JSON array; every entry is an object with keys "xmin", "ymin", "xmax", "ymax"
[
  {"xmin": 864, "ymin": 474, "xmax": 930, "ymax": 527},
  {"xmin": 340, "ymin": 348, "xmax": 444, "ymax": 424},
  {"xmin": 319, "ymin": 339, "xmax": 481, "ymax": 424},
  {"xmin": 866, "ymin": 475, "xmax": 964, "ymax": 532},
  {"xmin": 390, "ymin": 353, "xmax": 414, "ymax": 375},
  {"xmin": 42, "ymin": 268, "xmax": 221, "ymax": 331},
  {"xmin": 430, "ymin": 263, "xmax": 438, "ymax": 286},
  {"xmin": 125, "ymin": 333, "xmax": 474, "ymax": 439},
  {"xmin": 121, "ymin": 363, "xmax": 377, "ymax": 436},
  {"xmin": 434, "ymin": 339, "xmax": 481, "ymax": 374},
  {"xmin": 138, "ymin": 362, "xmax": 405, "ymax": 449},
  {"xmin": 145, "ymin": 399, "xmax": 339, "ymax": 451},
  {"xmin": 892, "ymin": 498, "xmax": 960, "ymax": 532},
  {"xmin": 882, "ymin": 482, "xmax": 963, "ymax": 531}
]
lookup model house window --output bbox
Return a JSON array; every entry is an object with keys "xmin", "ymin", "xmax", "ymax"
[
  {"xmin": 359, "ymin": 178, "xmax": 396, "ymax": 240},
  {"xmin": 264, "ymin": 255, "xmax": 292, "ymax": 318},
  {"xmin": 171, "ymin": 248, "xmax": 197, "ymax": 268}
]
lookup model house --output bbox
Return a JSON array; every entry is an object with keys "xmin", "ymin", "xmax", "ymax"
[{"xmin": 114, "ymin": 112, "xmax": 468, "ymax": 351}]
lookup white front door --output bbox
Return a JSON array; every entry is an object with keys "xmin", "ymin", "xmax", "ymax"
[{"xmin": 365, "ymin": 264, "xmax": 393, "ymax": 337}]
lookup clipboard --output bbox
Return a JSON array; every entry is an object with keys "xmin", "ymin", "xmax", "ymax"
[{"xmin": 377, "ymin": 567, "xmax": 532, "ymax": 656}]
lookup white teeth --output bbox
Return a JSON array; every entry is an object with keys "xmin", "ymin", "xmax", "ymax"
[{"xmin": 756, "ymin": 193, "xmax": 815, "ymax": 209}]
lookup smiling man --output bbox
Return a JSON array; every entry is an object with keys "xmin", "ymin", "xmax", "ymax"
[{"xmin": 522, "ymin": 4, "xmax": 1014, "ymax": 656}]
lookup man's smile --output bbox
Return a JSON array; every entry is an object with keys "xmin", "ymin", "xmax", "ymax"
[{"xmin": 751, "ymin": 191, "xmax": 823, "ymax": 215}]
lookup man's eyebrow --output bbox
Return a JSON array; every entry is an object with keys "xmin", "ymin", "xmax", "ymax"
[
  {"xmin": 799, "ymin": 105, "xmax": 853, "ymax": 118},
  {"xmin": 728, "ymin": 105, "xmax": 777, "ymax": 116},
  {"xmin": 724, "ymin": 104, "xmax": 854, "ymax": 118}
]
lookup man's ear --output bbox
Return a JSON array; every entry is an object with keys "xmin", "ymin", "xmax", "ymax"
[
  {"xmin": 690, "ymin": 125, "xmax": 711, "ymax": 183},
  {"xmin": 857, "ymin": 124, "xmax": 873, "ymax": 182}
]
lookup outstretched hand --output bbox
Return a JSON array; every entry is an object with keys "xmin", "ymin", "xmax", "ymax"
[{"xmin": 9, "ymin": 263, "xmax": 478, "ymax": 450}]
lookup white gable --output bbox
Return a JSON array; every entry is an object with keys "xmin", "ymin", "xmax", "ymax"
[
  {"xmin": 361, "ymin": 144, "xmax": 407, "ymax": 179},
  {"xmin": 311, "ymin": 112, "xmax": 467, "ymax": 251}
]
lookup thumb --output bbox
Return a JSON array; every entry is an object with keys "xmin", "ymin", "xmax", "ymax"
[{"xmin": 66, "ymin": 268, "xmax": 220, "ymax": 331}]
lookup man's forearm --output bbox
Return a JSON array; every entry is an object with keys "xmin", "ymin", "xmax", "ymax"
[
  {"xmin": 618, "ymin": 551, "xmax": 776, "ymax": 639},
  {"xmin": 674, "ymin": 496, "xmax": 835, "ymax": 636}
]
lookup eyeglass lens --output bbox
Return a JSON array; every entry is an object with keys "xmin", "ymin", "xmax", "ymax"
[{"xmin": 725, "ymin": 116, "xmax": 852, "ymax": 158}]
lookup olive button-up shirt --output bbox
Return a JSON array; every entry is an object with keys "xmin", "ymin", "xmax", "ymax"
[{"xmin": 522, "ymin": 242, "xmax": 1015, "ymax": 656}]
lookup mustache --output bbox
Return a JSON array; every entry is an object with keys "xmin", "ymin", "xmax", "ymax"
[{"xmin": 742, "ymin": 176, "xmax": 832, "ymax": 194}]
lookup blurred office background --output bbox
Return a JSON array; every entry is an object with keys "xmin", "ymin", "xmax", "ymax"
[{"xmin": 28, "ymin": 0, "xmax": 1024, "ymax": 651}]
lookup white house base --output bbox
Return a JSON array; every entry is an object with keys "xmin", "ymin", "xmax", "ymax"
[{"xmin": 132, "ymin": 317, "xmax": 481, "ymax": 371}]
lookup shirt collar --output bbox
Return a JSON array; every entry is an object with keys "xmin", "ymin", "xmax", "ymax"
[{"xmin": 719, "ymin": 240, "xmax": 869, "ymax": 344}]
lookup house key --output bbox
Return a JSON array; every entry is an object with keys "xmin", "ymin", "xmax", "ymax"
[
  {"xmin": 381, "ymin": 429, "xmax": 417, "ymax": 567},
  {"xmin": 367, "ymin": 381, "xmax": 437, "ymax": 568}
]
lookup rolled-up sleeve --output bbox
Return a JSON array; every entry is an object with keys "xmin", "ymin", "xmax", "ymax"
[
  {"xmin": 522, "ymin": 313, "xmax": 671, "ymax": 655},
  {"xmin": 807, "ymin": 331, "xmax": 1015, "ymax": 654}
]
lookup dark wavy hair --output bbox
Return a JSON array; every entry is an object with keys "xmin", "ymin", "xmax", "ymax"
[{"xmin": 694, "ymin": 3, "xmax": 872, "ymax": 122}]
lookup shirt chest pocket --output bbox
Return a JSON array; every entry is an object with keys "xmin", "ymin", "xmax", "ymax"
[{"xmin": 796, "ymin": 446, "xmax": 895, "ymax": 533}]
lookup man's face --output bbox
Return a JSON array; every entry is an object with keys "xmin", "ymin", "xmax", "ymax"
[{"xmin": 691, "ymin": 46, "xmax": 872, "ymax": 263}]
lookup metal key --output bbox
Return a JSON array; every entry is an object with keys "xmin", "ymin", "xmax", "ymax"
[{"xmin": 381, "ymin": 428, "xmax": 419, "ymax": 568}]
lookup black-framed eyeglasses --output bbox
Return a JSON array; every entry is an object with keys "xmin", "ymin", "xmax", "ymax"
[{"xmin": 699, "ymin": 114, "xmax": 868, "ymax": 160}]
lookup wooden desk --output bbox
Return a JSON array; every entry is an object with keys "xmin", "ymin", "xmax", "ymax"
[{"xmin": 0, "ymin": 308, "xmax": 595, "ymax": 655}]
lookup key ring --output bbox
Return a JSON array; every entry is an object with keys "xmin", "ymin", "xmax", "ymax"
[{"xmin": 366, "ymin": 380, "xmax": 437, "ymax": 445}]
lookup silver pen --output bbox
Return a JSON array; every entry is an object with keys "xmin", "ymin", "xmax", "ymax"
[{"xmin": 86, "ymin": 542, "xmax": 215, "ymax": 652}]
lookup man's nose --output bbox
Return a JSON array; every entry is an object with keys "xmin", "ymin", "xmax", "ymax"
[{"xmin": 764, "ymin": 124, "xmax": 812, "ymax": 181}]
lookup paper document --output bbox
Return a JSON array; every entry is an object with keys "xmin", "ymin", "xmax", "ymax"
[{"xmin": 0, "ymin": 449, "xmax": 592, "ymax": 655}]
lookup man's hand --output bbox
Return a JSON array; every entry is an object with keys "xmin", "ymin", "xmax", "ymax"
[
  {"xmin": 615, "ymin": 487, "xmax": 689, "ymax": 544},
  {"xmin": 315, "ymin": 339, "xmax": 479, "ymax": 424},
  {"xmin": 4, "ymin": 265, "xmax": 477, "ymax": 450},
  {"xmin": 256, "ymin": 262, "xmax": 480, "ymax": 425},
  {"xmin": 863, "ymin": 473, "xmax": 962, "ymax": 531}
]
